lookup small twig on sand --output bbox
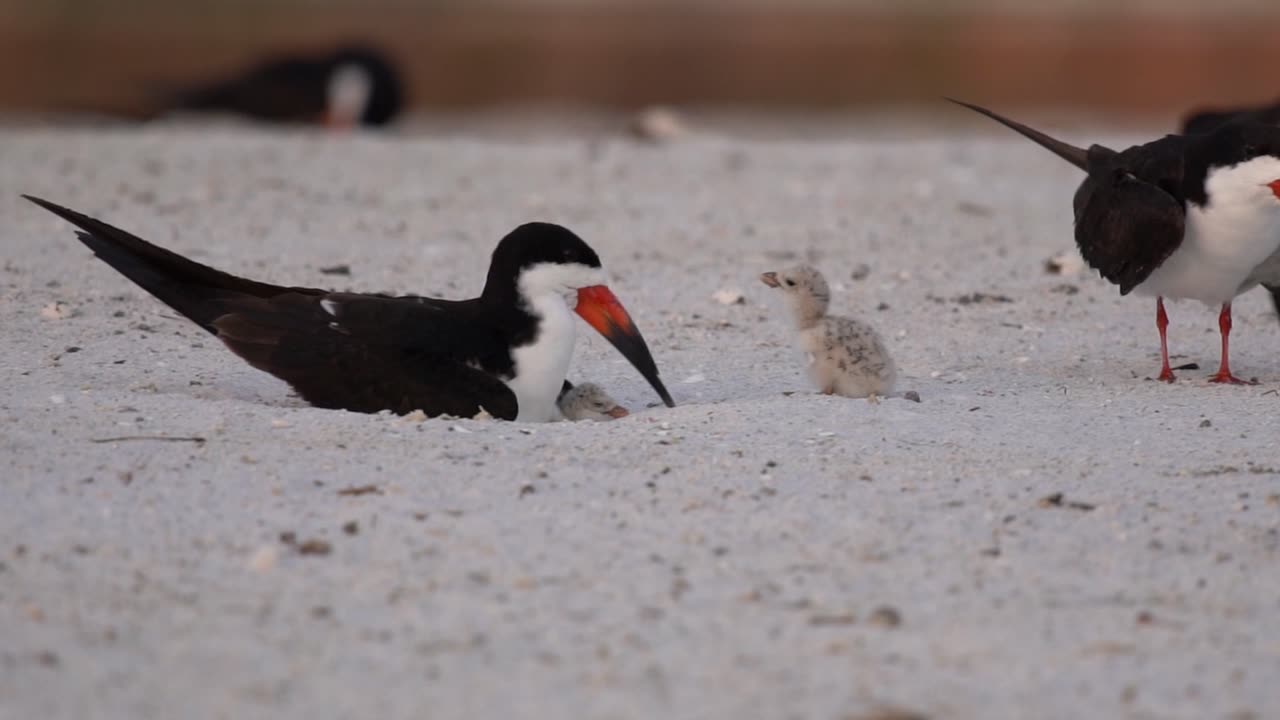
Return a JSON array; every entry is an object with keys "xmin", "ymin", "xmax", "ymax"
[{"xmin": 90, "ymin": 435, "xmax": 207, "ymax": 444}]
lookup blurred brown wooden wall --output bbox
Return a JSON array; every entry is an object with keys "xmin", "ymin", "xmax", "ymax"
[{"xmin": 2, "ymin": 3, "xmax": 1280, "ymax": 112}]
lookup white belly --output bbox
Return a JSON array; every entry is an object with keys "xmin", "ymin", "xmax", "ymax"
[
  {"xmin": 506, "ymin": 294, "xmax": 577, "ymax": 422},
  {"xmin": 1135, "ymin": 159, "xmax": 1280, "ymax": 305}
]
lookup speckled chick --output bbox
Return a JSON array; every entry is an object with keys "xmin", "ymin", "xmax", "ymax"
[
  {"xmin": 761, "ymin": 264, "xmax": 896, "ymax": 398},
  {"xmin": 557, "ymin": 382, "xmax": 630, "ymax": 421}
]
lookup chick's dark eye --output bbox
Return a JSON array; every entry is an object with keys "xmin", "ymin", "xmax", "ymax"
[{"xmin": 785, "ymin": 279, "xmax": 796, "ymax": 287}]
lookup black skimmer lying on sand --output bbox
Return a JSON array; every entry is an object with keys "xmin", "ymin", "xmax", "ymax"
[
  {"xmin": 761, "ymin": 265, "xmax": 897, "ymax": 399},
  {"xmin": 25, "ymin": 196, "xmax": 674, "ymax": 421},
  {"xmin": 1182, "ymin": 99, "xmax": 1280, "ymax": 136},
  {"xmin": 164, "ymin": 45, "xmax": 403, "ymax": 128},
  {"xmin": 951, "ymin": 99, "xmax": 1280, "ymax": 384}
]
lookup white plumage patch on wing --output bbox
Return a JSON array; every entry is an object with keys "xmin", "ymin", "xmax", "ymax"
[{"xmin": 320, "ymin": 299, "xmax": 341, "ymax": 317}]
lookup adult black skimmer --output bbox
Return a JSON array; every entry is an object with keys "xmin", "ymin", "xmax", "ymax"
[
  {"xmin": 951, "ymin": 99, "xmax": 1280, "ymax": 384},
  {"xmin": 24, "ymin": 196, "xmax": 675, "ymax": 421},
  {"xmin": 164, "ymin": 45, "xmax": 403, "ymax": 128},
  {"xmin": 1182, "ymin": 99, "xmax": 1280, "ymax": 136}
]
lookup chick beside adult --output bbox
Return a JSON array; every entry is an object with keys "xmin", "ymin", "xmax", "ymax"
[
  {"xmin": 557, "ymin": 381, "xmax": 630, "ymax": 421},
  {"xmin": 761, "ymin": 265, "xmax": 896, "ymax": 398}
]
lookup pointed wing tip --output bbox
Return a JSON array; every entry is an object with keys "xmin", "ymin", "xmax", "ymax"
[{"xmin": 944, "ymin": 97, "xmax": 995, "ymax": 116}]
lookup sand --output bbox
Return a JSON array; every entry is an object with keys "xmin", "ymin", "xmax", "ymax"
[{"xmin": 1, "ymin": 122, "xmax": 1278, "ymax": 720}]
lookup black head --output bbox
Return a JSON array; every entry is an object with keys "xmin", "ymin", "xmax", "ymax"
[
  {"xmin": 1178, "ymin": 122, "xmax": 1280, "ymax": 206},
  {"xmin": 1191, "ymin": 122, "xmax": 1280, "ymax": 165},
  {"xmin": 1181, "ymin": 99, "xmax": 1280, "ymax": 135},
  {"xmin": 482, "ymin": 222, "xmax": 603, "ymax": 302},
  {"xmin": 326, "ymin": 45, "xmax": 403, "ymax": 126},
  {"xmin": 481, "ymin": 222, "xmax": 675, "ymax": 409}
]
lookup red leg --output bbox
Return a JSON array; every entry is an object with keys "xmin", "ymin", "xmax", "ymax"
[
  {"xmin": 1156, "ymin": 297, "xmax": 1175, "ymax": 383},
  {"xmin": 1209, "ymin": 303, "xmax": 1248, "ymax": 384}
]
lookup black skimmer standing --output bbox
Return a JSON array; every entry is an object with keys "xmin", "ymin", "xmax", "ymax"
[
  {"xmin": 951, "ymin": 99, "xmax": 1280, "ymax": 384},
  {"xmin": 163, "ymin": 44, "xmax": 403, "ymax": 129},
  {"xmin": 24, "ymin": 196, "xmax": 674, "ymax": 421},
  {"xmin": 760, "ymin": 265, "xmax": 897, "ymax": 399}
]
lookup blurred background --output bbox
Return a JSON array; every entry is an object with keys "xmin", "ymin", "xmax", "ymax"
[{"xmin": 2, "ymin": 0, "xmax": 1280, "ymax": 133}]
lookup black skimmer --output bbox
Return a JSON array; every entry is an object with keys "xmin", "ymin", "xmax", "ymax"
[
  {"xmin": 556, "ymin": 381, "xmax": 629, "ymax": 421},
  {"xmin": 24, "ymin": 196, "xmax": 675, "ymax": 421},
  {"xmin": 951, "ymin": 99, "xmax": 1280, "ymax": 384},
  {"xmin": 1182, "ymin": 99, "xmax": 1280, "ymax": 136},
  {"xmin": 164, "ymin": 45, "xmax": 403, "ymax": 128},
  {"xmin": 760, "ymin": 265, "xmax": 897, "ymax": 399}
]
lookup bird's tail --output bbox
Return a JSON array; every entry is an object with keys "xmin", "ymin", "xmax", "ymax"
[{"xmin": 23, "ymin": 195, "xmax": 298, "ymax": 333}]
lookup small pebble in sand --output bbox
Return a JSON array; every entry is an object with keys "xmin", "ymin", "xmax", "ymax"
[
  {"xmin": 629, "ymin": 106, "xmax": 689, "ymax": 143},
  {"xmin": 712, "ymin": 288, "xmax": 745, "ymax": 305},
  {"xmin": 558, "ymin": 382, "xmax": 629, "ymax": 421},
  {"xmin": 1044, "ymin": 250, "xmax": 1085, "ymax": 276},
  {"xmin": 868, "ymin": 605, "xmax": 903, "ymax": 628},
  {"xmin": 761, "ymin": 265, "xmax": 896, "ymax": 399},
  {"xmin": 40, "ymin": 301, "xmax": 73, "ymax": 320},
  {"xmin": 295, "ymin": 539, "xmax": 332, "ymax": 556},
  {"xmin": 248, "ymin": 545, "xmax": 279, "ymax": 573}
]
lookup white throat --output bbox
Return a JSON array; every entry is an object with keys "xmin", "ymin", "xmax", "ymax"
[
  {"xmin": 327, "ymin": 64, "xmax": 373, "ymax": 124},
  {"xmin": 505, "ymin": 262, "xmax": 607, "ymax": 422}
]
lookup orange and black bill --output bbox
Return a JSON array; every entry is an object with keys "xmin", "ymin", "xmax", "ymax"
[{"xmin": 575, "ymin": 285, "xmax": 675, "ymax": 408}]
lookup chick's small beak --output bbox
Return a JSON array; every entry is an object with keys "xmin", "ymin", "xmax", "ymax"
[
  {"xmin": 760, "ymin": 271, "xmax": 780, "ymax": 288},
  {"xmin": 575, "ymin": 285, "xmax": 675, "ymax": 408},
  {"xmin": 606, "ymin": 405, "xmax": 630, "ymax": 418}
]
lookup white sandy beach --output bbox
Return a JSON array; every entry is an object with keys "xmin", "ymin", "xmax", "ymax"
[{"xmin": 1, "ymin": 122, "xmax": 1278, "ymax": 719}]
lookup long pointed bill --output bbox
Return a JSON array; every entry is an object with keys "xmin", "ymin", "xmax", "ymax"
[{"xmin": 575, "ymin": 285, "xmax": 675, "ymax": 408}]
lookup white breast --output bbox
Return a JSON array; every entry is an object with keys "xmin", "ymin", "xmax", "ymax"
[
  {"xmin": 1136, "ymin": 157, "xmax": 1280, "ymax": 305},
  {"xmin": 506, "ymin": 292, "xmax": 577, "ymax": 422}
]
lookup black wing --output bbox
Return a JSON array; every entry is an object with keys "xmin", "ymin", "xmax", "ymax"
[
  {"xmin": 24, "ymin": 195, "xmax": 519, "ymax": 420},
  {"xmin": 1073, "ymin": 174, "xmax": 1185, "ymax": 295},
  {"xmin": 1181, "ymin": 100, "xmax": 1280, "ymax": 135},
  {"xmin": 1071, "ymin": 141, "xmax": 1188, "ymax": 295},
  {"xmin": 167, "ymin": 58, "xmax": 329, "ymax": 122},
  {"xmin": 1264, "ymin": 285, "xmax": 1280, "ymax": 325},
  {"xmin": 212, "ymin": 293, "xmax": 518, "ymax": 419}
]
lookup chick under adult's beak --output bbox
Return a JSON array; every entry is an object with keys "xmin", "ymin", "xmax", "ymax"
[{"xmin": 574, "ymin": 285, "xmax": 675, "ymax": 408}]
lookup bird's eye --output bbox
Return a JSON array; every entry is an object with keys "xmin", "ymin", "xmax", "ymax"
[{"xmin": 784, "ymin": 279, "xmax": 796, "ymax": 287}]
